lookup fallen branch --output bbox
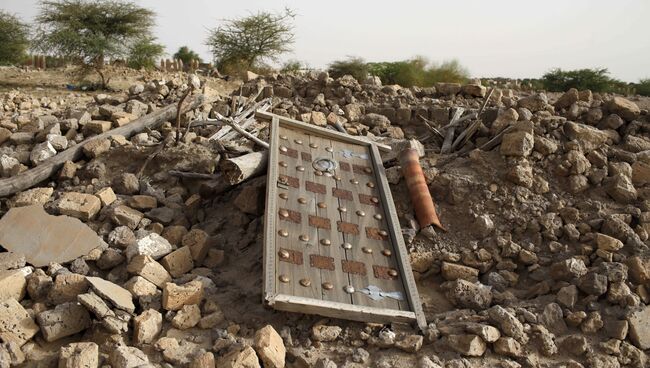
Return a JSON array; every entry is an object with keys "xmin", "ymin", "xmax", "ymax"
[
  {"xmin": 0, "ymin": 93, "xmax": 210, "ymax": 197},
  {"xmin": 169, "ymin": 170, "xmax": 220, "ymax": 180},
  {"xmin": 216, "ymin": 113, "xmax": 270, "ymax": 149},
  {"xmin": 175, "ymin": 87, "xmax": 193, "ymax": 145},
  {"xmin": 220, "ymin": 151, "xmax": 268, "ymax": 185},
  {"xmin": 440, "ymin": 107, "xmax": 465, "ymax": 154}
]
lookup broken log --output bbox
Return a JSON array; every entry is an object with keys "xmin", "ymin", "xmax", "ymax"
[
  {"xmin": 220, "ymin": 151, "xmax": 268, "ymax": 185},
  {"xmin": 0, "ymin": 94, "xmax": 210, "ymax": 197}
]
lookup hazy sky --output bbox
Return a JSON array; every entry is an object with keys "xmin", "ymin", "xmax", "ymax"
[{"xmin": 3, "ymin": 0, "xmax": 649, "ymax": 82}]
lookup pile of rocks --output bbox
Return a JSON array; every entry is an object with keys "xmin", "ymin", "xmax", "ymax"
[{"xmin": 1, "ymin": 68, "xmax": 650, "ymax": 368}]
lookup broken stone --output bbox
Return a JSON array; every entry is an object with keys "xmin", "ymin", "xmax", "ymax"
[
  {"xmin": 110, "ymin": 205, "xmax": 144, "ymax": 229},
  {"xmin": 628, "ymin": 306, "xmax": 650, "ymax": 349},
  {"xmin": 86, "ymin": 276, "xmax": 135, "ymax": 313},
  {"xmin": 113, "ymin": 173, "xmax": 140, "ymax": 195},
  {"xmin": 500, "ymin": 131, "xmax": 534, "ymax": 156},
  {"xmin": 161, "ymin": 246, "xmax": 194, "ymax": 278},
  {"xmin": 162, "ymin": 280, "xmax": 204, "ymax": 311},
  {"xmin": 604, "ymin": 96, "xmax": 640, "ymax": 121},
  {"xmin": 95, "ymin": 187, "xmax": 117, "ymax": 206},
  {"xmin": 442, "ymin": 279, "xmax": 492, "ymax": 310},
  {"xmin": 218, "ymin": 346, "xmax": 261, "ymax": 368},
  {"xmin": 48, "ymin": 273, "xmax": 89, "ymax": 304},
  {"xmin": 109, "ymin": 346, "xmax": 149, "ymax": 368},
  {"xmin": 312, "ymin": 325, "xmax": 342, "ymax": 342},
  {"xmin": 182, "ymin": 229, "xmax": 211, "ymax": 263},
  {"xmin": 564, "ymin": 121, "xmax": 609, "ymax": 151},
  {"xmin": 82, "ymin": 138, "xmax": 111, "ymax": 158},
  {"xmin": 0, "ymin": 268, "xmax": 28, "ymax": 301},
  {"xmin": 488, "ymin": 305, "xmax": 528, "ymax": 344},
  {"xmin": 37, "ymin": 302, "xmax": 92, "ymax": 342},
  {"xmin": 133, "ymin": 309, "xmax": 162, "ymax": 345},
  {"xmin": 56, "ymin": 192, "xmax": 101, "ymax": 221},
  {"xmin": 0, "ymin": 298, "xmax": 39, "ymax": 346},
  {"xmin": 445, "ymin": 334, "xmax": 486, "ymax": 357},
  {"xmin": 595, "ymin": 233, "xmax": 624, "ymax": 252},
  {"xmin": 30, "ymin": 141, "xmax": 56, "ymax": 165},
  {"xmin": 171, "ymin": 304, "xmax": 201, "ymax": 329},
  {"xmin": 58, "ymin": 342, "xmax": 99, "ymax": 368},
  {"xmin": 11, "ymin": 187, "xmax": 53, "ymax": 207},
  {"xmin": 441, "ymin": 262, "xmax": 479, "ymax": 281},
  {"xmin": 127, "ymin": 255, "xmax": 172, "ymax": 288},
  {"xmin": 0, "ymin": 205, "xmax": 104, "ymax": 267},
  {"xmin": 254, "ymin": 325, "xmax": 286, "ymax": 368},
  {"xmin": 126, "ymin": 233, "xmax": 173, "ymax": 261}
]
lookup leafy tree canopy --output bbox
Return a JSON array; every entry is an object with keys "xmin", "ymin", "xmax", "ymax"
[
  {"xmin": 34, "ymin": 0, "xmax": 157, "ymax": 88},
  {"xmin": 0, "ymin": 11, "xmax": 30, "ymax": 65},
  {"xmin": 206, "ymin": 8, "xmax": 295, "ymax": 71},
  {"xmin": 128, "ymin": 36, "xmax": 164, "ymax": 70},
  {"xmin": 173, "ymin": 46, "xmax": 202, "ymax": 65}
]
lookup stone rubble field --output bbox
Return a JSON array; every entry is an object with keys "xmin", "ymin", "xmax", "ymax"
[{"xmin": 1, "ymin": 67, "xmax": 650, "ymax": 368}]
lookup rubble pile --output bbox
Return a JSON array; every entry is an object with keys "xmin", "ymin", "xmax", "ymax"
[{"xmin": 0, "ymin": 68, "xmax": 650, "ymax": 368}]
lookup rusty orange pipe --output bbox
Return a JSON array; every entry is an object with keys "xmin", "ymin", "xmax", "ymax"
[{"xmin": 399, "ymin": 148, "xmax": 445, "ymax": 231}]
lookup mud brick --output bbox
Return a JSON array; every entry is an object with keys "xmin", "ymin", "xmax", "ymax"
[
  {"xmin": 342, "ymin": 260, "xmax": 367, "ymax": 275},
  {"xmin": 278, "ymin": 248, "xmax": 303, "ymax": 265},
  {"xmin": 332, "ymin": 188, "xmax": 353, "ymax": 200},
  {"xmin": 309, "ymin": 215, "xmax": 331, "ymax": 229},
  {"xmin": 339, "ymin": 162, "xmax": 351, "ymax": 172},
  {"xmin": 301, "ymin": 152, "xmax": 312, "ymax": 161},
  {"xmin": 359, "ymin": 194, "xmax": 379, "ymax": 207},
  {"xmin": 306, "ymin": 181, "xmax": 326, "ymax": 194},
  {"xmin": 278, "ymin": 175, "xmax": 299, "ymax": 188},
  {"xmin": 353, "ymin": 164, "xmax": 372, "ymax": 175},
  {"xmin": 310, "ymin": 255, "xmax": 335, "ymax": 270},
  {"xmin": 280, "ymin": 147, "xmax": 298, "ymax": 158},
  {"xmin": 373, "ymin": 265, "xmax": 398, "ymax": 280},
  {"xmin": 366, "ymin": 227, "xmax": 389, "ymax": 241},
  {"xmin": 279, "ymin": 208, "xmax": 301, "ymax": 223},
  {"xmin": 337, "ymin": 221, "xmax": 359, "ymax": 235}
]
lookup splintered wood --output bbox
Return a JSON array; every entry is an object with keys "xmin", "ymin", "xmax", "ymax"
[{"xmin": 260, "ymin": 112, "xmax": 426, "ymax": 329}]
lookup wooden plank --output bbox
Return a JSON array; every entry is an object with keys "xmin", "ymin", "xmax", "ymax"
[
  {"xmin": 308, "ymin": 133, "xmax": 351, "ymax": 304},
  {"xmin": 369, "ymin": 144, "xmax": 427, "ymax": 329},
  {"xmin": 329, "ymin": 139, "xmax": 402, "ymax": 310},
  {"xmin": 275, "ymin": 127, "xmax": 321, "ymax": 299},
  {"xmin": 255, "ymin": 111, "xmax": 392, "ymax": 152},
  {"xmin": 272, "ymin": 294, "xmax": 415, "ymax": 324},
  {"xmin": 263, "ymin": 116, "xmax": 280, "ymax": 302}
]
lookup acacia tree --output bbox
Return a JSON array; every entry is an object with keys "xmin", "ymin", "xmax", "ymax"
[
  {"xmin": 206, "ymin": 8, "xmax": 295, "ymax": 72},
  {"xmin": 33, "ymin": 0, "xmax": 156, "ymax": 89},
  {"xmin": 0, "ymin": 11, "xmax": 30, "ymax": 65},
  {"xmin": 173, "ymin": 46, "xmax": 202, "ymax": 65}
]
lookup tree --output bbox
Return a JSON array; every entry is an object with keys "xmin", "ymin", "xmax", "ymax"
[
  {"xmin": 173, "ymin": 46, "xmax": 202, "ymax": 65},
  {"xmin": 0, "ymin": 11, "xmax": 30, "ymax": 65},
  {"xmin": 33, "ymin": 0, "xmax": 156, "ymax": 89},
  {"xmin": 128, "ymin": 37, "xmax": 164, "ymax": 70},
  {"xmin": 541, "ymin": 68, "xmax": 626, "ymax": 93},
  {"xmin": 329, "ymin": 57, "xmax": 369, "ymax": 81},
  {"xmin": 206, "ymin": 8, "xmax": 295, "ymax": 72}
]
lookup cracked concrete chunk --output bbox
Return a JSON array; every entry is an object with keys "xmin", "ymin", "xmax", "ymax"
[
  {"xmin": 36, "ymin": 302, "xmax": 92, "ymax": 342},
  {"xmin": 86, "ymin": 276, "xmax": 135, "ymax": 313},
  {"xmin": 0, "ymin": 205, "xmax": 103, "ymax": 267},
  {"xmin": 0, "ymin": 298, "xmax": 39, "ymax": 346}
]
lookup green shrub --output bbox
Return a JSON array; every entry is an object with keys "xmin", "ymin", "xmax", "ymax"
[
  {"xmin": 328, "ymin": 57, "xmax": 369, "ymax": 81},
  {"xmin": 367, "ymin": 57, "xmax": 469, "ymax": 87},
  {"xmin": 541, "ymin": 68, "xmax": 627, "ymax": 93},
  {"xmin": 280, "ymin": 59, "xmax": 306, "ymax": 73},
  {"xmin": 0, "ymin": 11, "xmax": 30, "ymax": 65},
  {"xmin": 127, "ymin": 37, "xmax": 164, "ymax": 70},
  {"xmin": 636, "ymin": 78, "xmax": 650, "ymax": 97}
]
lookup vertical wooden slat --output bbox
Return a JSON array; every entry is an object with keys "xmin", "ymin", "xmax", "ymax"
[
  {"xmin": 369, "ymin": 143, "xmax": 427, "ymax": 329},
  {"xmin": 263, "ymin": 117, "xmax": 281, "ymax": 302}
]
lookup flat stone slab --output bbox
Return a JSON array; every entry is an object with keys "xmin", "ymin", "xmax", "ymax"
[
  {"xmin": 86, "ymin": 276, "xmax": 135, "ymax": 313},
  {"xmin": 0, "ymin": 205, "xmax": 103, "ymax": 267}
]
